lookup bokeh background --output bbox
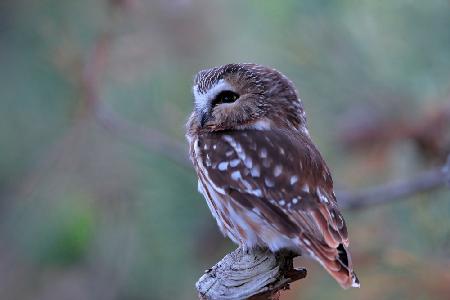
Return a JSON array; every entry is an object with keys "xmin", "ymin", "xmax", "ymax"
[{"xmin": 1, "ymin": 1, "xmax": 450, "ymax": 299}]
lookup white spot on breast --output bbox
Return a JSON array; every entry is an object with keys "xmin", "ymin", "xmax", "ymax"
[
  {"xmin": 292, "ymin": 197, "xmax": 298, "ymax": 204},
  {"xmin": 290, "ymin": 175, "xmax": 298, "ymax": 185},
  {"xmin": 205, "ymin": 154, "xmax": 212, "ymax": 167},
  {"xmin": 265, "ymin": 177, "xmax": 275, "ymax": 188},
  {"xmin": 244, "ymin": 157, "xmax": 253, "ymax": 168},
  {"xmin": 259, "ymin": 148, "xmax": 268, "ymax": 158},
  {"xmin": 229, "ymin": 159, "xmax": 240, "ymax": 167},
  {"xmin": 279, "ymin": 200, "xmax": 286, "ymax": 206},
  {"xmin": 231, "ymin": 171, "xmax": 242, "ymax": 181},
  {"xmin": 274, "ymin": 165, "xmax": 282, "ymax": 177},
  {"xmin": 223, "ymin": 135, "xmax": 246, "ymax": 161},
  {"xmin": 302, "ymin": 184, "xmax": 309, "ymax": 192},
  {"xmin": 251, "ymin": 189, "xmax": 263, "ymax": 197},
  {"xmin": 204, "ymin": 144, "xmax": 209, "ymax": 150},
  {"xmin": 251, "ymin": 165, "xmax": 261, "ymax": 177},
  {"xmin": 213, "ymin": 144, "xmax": 217, "ymax": 150},
  {"xmin": 218, "ymin": 161, "xmax": 228, "ymax": 171}
]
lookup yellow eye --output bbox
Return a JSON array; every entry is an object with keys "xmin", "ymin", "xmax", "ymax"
[{"xmin": 212, "ymin": 91, "xmax": 239, "ymax": 107}]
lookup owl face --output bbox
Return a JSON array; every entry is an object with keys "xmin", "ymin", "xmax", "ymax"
[{"xmin": 189, "ymin": 63, "xmax": 307, "ymax": 133}]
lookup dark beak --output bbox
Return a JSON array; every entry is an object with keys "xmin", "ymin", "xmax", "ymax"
[{"xmin": 199, "ymin": 110, "xmax": 209, "ymax": 128}]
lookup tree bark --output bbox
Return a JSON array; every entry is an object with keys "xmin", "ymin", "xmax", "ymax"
[{"xmin": 196, "ymin": 248, "xmax": 306, "ymax": 300}]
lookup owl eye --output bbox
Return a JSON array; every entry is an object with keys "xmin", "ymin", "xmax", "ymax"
[{"xmin": 212, "ymin": 90, "xmax": 239, "ymax": 107}]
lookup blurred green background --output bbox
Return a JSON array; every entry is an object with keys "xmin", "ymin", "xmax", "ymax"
[{"xmin": 1, "ymin": 1, "xmax": 450, "ymax": 299}]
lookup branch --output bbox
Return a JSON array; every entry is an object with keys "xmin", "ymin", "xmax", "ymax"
[
  {"xmin": 338, "ymin": 154, "xmax": 450, "ymax": 210},
  {"xmin": 196, "ymin": 248, "xmax": 306, "ymax": 300}
]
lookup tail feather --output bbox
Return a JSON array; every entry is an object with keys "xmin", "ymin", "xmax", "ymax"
[{"xmin": 304, "ymin": 238, "xmax": 360, "ymax": 289}]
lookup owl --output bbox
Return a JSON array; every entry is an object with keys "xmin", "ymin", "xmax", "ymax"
[{"xmin": 186, "ymin": 63, "xmax": 359, "ymax": 289}]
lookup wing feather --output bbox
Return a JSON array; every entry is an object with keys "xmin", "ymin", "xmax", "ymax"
[
  {"xmin": 195, "ymin": 129, "xmax": 359, "ymax": 288},
  {"xmin": 197, "ymin": 129, "xmax": 348, "ymax": 247}
]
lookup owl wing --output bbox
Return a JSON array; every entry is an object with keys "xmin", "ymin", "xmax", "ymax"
[{"xmin": 197, "ymin": 129, "xmax": 359, "ymax": 288}]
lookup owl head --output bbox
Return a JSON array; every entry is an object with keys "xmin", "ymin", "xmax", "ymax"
[{"xmin": 188, "ymin": 63, "xmax": 308, "ymax": 134}]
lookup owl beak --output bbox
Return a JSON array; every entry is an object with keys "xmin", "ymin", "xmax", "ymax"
[{"xmin": 199, "ymin": 110, "xmax": 210, "ymax": 127}]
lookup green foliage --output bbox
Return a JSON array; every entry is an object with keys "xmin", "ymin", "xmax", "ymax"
[{"xmin": 9, "ymin": 193, "xmax": 94, "ymax": 266}]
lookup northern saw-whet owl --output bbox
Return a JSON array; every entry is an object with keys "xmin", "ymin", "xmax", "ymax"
[{"xmin": 186, "ymin": 63, "xmax": 359, "ymax": 289}]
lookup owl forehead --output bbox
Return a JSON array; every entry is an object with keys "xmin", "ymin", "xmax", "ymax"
[{"xmin": 194, "ymin": 64, "xmax": 241, "ymax": 94}]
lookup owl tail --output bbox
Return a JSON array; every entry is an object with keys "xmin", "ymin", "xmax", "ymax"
[{"xmin": 305, "ymin": 240, "xmax": 360, "ymax": 289}]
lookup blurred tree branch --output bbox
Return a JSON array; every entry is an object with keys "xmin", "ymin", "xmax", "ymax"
[
  {"xmin": 338, "ymin": 154, "xmax": 450, "ymax": 210},
  {"xmin": 81, "ymin": 35, "xmax": 190, "ymax": 168},
  {"xmin": 82, "ymin": 36, "xmax": 450, "ymax": 209}
]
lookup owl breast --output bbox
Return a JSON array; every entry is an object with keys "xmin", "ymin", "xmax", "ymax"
[{"xmin": 190, "ymin": 135, "xmax": 301, "ymax": 252}]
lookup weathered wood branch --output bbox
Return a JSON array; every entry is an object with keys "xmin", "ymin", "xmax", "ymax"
[{"xmin": 196, "ymin": 248, "xmax": 306, "ymax": 300}]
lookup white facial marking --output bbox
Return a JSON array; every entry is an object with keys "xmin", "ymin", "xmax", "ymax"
[
  {"xmin": 193, "ymin": 79, "xmax": 234, "ymax": 112},
  {"xmin": 279, "ymin": 200, "xmax": 286, "ymax": 206},
  {"xmin": 292, "ymin": 198, "xmax": 298, "ymax": 204}
]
